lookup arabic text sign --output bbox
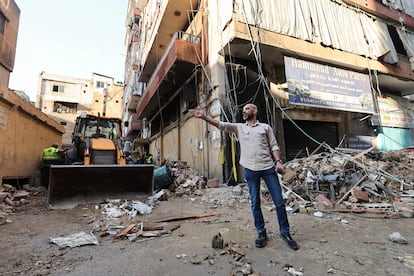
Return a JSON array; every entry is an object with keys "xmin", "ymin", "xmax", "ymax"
[{"xmin": 377, "ymin": 96, "xmax": 414, "ymax": 128}]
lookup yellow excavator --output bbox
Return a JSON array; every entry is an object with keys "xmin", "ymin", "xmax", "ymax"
[{"xmin": 48, "ymin": 113, "xmax": 153, "ymax": 208}]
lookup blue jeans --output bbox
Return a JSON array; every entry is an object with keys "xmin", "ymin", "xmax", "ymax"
[{"xmin": 244, "ymin": 167, "xmax": 290, "ymax": 236}]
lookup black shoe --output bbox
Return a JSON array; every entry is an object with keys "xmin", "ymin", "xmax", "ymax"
[
  {"xmin": 255, "ymin": 231, "xmax": 268, "ymax": 248},
  {"xmin": 281, "ymin": 234, "xmax": 299, "ymax": 250}
]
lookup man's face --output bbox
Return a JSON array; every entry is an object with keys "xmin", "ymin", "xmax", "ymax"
[{"xmin": 242, "ymin": 105, "xmax": 255, "ymax": 121}]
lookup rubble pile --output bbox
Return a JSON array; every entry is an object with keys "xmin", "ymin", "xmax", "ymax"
[
  {"xmin": 282, "ymin": 149, "xmax": 414, "ymax": 216},
  {"xmin": 0, "ymin": 184, "xmax": 36, "ymax": 224},
  {"xmin": 158, "ymin": 160, "xmax": 206, "ymax": 195},
  {"xmin": 160, "ymin": 161, "xmax": 251, "ymax": 208},
  {"xmin": 159, "ymin": 149, "xmax": 414, "ymax": 218}
]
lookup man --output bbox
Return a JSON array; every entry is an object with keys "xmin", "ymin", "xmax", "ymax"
[
  {"xmin": 40, "ymin": 143, "xmax": 63, "ymax": 187},
  {"xmin": 189, "ymin": 104, "xmax": 299, "ymax": 250},
  {"xmin": 145, "ymin": 153, "xmax": 153, "ymax": 164},
  {"xmin": 91, "ymin": 128, "xmax": 106, "ymax": 138}
]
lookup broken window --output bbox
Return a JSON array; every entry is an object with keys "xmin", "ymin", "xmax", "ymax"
[
  {"xmin": 387, "ymin": 25, "xmax": 408, "ymax": 61},
  {"xmin": 181, "ymin": 82, "xmax": 197, "ymax": 113},
  {"xmin": 53, "ymin": 101, "xmax": 78, "ymax": 114}
]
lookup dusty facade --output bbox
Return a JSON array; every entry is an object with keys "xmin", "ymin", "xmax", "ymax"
[
  {"xmin": 37, "ymin": 72, "xmax": 124, "ymax": 145},
  {"xmin": 0, "ymin": 0, "xmax": 19, "ymax": 91},
  {"xmin": 122, "ymin": 0, "xmax": 414, "ymax": 184}
]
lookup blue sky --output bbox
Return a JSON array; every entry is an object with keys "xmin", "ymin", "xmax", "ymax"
[{"xmin": 9, "ymin": 0, "xmax": 128, "ymax": 101}]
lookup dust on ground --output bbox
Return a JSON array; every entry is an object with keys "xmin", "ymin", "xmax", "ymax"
[{"xmin": 1, "ymin": 185, "xmax": 414, "ymax": 276}]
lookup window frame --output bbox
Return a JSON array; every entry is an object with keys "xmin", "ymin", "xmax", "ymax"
[
  {"xmin": 96, "ymin": 81, "xmax": 105, "ymax": 88},
  {"xmin": 52, "ymin": 85, "xmax": 65, "ymax": 93}
]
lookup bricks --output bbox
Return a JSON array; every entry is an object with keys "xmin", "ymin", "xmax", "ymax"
[
  {"xmin": 353, "ymin": 189, "xmax": 369, "ymax": 202},
  {"xmin": 207, "ymin": 178, "xmax": 220, "ymax": 188},
  {"xmin": 282, "ymin": 169, "xmax": 296, "ymax": 183}
]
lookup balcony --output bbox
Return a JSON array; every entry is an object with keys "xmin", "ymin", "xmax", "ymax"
[
  {"xmin": 126, "ymin": 95, "xmax": 141, "ymax": 112},
  {"xmin": 137, "ymin": 0, "xmax": 200, "ymax": 83},
  {"xmin": 125, "ymin": 113, "xmax": 146, "ymax": 138},
  {"xmin": 135, "ymin": 31, "xmax": 201, "ymax": 120},
  {"xmin": 126, "ymin": 81, "xmax": 145, "ymax": 112}
]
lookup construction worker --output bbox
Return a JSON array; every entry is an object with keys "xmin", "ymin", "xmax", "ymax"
[
  {"xmin": 145, "ymin": 153, "xmax": 153, "ymax": 164},
  {"xmin": 40, "ymin": 143, "xmax": 63, "ymax": 187}
]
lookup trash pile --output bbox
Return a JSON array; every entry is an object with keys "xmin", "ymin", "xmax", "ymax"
[{"xmin": 281, "ymin": 148, "xmax": 414, "ymax": 217}]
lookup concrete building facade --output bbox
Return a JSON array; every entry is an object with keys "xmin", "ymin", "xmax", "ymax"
[
  {"xmin": 37, "ymin": 72, "xmax": 123, "ymax": 145},
  {"xmin": 0, "ymin": 0, "xmax": 19, "ymax": 91},
  {"xmin": 123, "ymin": 0, "xmax": 414, "ymax": 184}
]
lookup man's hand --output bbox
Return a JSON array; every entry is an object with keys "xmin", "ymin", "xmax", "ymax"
[
  {"xmin": 189, "ymin": 108, "xmax": 220, "ymax": 128},
  {"xmin": 275, "ymin": 162, "xmax": 285, "ymax": 174},
  {"xmin": 189, "ymin": 109, "xmax": 205, "ymax": 118}
]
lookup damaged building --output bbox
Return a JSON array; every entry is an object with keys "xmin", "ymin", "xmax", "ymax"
[{"xmin": 122, "ymin": 0, "xmax": 414, "ymax": 185}]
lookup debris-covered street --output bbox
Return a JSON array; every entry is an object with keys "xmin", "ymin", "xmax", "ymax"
[{"xmin": 1, "ymin": 149, "xmax": 414, "ymax": 276}]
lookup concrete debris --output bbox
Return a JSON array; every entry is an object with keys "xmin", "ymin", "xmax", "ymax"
[
  {"xmin": 164, "ymin": 149, "xmax": 413, "ymax": 219},
  {"xmin": 280, "ymin": 149, "xmax": 414, "ymax": 217},
  {"xmin": 389, "ymin": 232, "xmax": 408, "ymax": 244},
  {"xmin": 240, "ymin": 263, "xmax": 253, "ymax": 275},
  {"xmin": 393, "ymin": 201, "xmax": 414, "ymax": 218},
  {"xmin": 0, "ymin": 184, "xmax": 31, "ymax": 208},
  {"xmin": 207, "ymin": 178, "xmax": 220, "ymax": 188},
  {"xmin": 0, "ymin": 184, "xmax": 46, "ymax": 224},
  {"xmin": 283, "ymin": 264, "xmax": 304, "ymax": 276}
]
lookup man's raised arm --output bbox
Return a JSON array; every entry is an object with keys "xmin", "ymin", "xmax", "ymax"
[{"xmin": 189, "ymin": 109, "xmax": 220, "ymax": 128}]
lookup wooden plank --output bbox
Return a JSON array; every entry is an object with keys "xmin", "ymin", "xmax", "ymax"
[
  {"xmin": 151, "ymin": 211, "xmax": 221, "ymax": 223},
  {"xmin": 116, "ymin": 224, "xmax": 136, "ymax": 238},
  {"xmin": 353, "ymin": 146, "xmax": 375, "ymax": 161},
  {"xmin": 336, "ymin": 175, "xmax": 367, "ymax": 204},
  {"xmin": 293, "ymin": 149, "xmax": 303, "ymax": 159},
  {"xmin": 310, "ymin": 142, "xmax": 325, "ymax": 156}
]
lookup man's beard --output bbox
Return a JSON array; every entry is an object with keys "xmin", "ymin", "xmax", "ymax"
[{"xmin": 243, "ymin": 113, "xmax": 254, "ymax": 121}]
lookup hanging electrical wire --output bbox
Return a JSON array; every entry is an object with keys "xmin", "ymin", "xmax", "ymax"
[{"xmin": 237, "ymin": 0, "xmax": 411, "ymax": 188}]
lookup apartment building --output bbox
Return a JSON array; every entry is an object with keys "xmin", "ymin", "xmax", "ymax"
[
  {"xmin": 37, "ymin": 72, "xmax": 123, "ymax": 145},
  {"xmin": 123, "ymin": 0, "xmax": 414, "ymax": 183},
  {"xmin": 0, "ymin": 0, "xmax": 19, "ymax": 90}
]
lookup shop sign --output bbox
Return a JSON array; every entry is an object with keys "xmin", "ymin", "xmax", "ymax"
[
  {"xmin": 376, "ymin": 95, "xmax": 414, "ymax": 128},
  {"xmin": 284, "ymin": 56, "xmax": 375, "ymax": 113},
  {"xmin": 348, "ymin": 135, "xmax": 373, "ymax": 149}
]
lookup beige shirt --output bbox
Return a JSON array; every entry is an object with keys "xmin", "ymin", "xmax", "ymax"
[{"xmin": 219, "ymin": 121, "xmax": 280, "ymax": 171}]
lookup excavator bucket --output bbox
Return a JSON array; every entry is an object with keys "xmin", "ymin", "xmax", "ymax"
[{"xmin": 48, "ymin": 164, "xmax": 154, "ymax": 208}]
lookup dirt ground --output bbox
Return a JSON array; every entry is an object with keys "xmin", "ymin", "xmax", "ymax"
[{"xmin": 1, "ymin": 185, "xmax": 414, "ymax": 276}]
